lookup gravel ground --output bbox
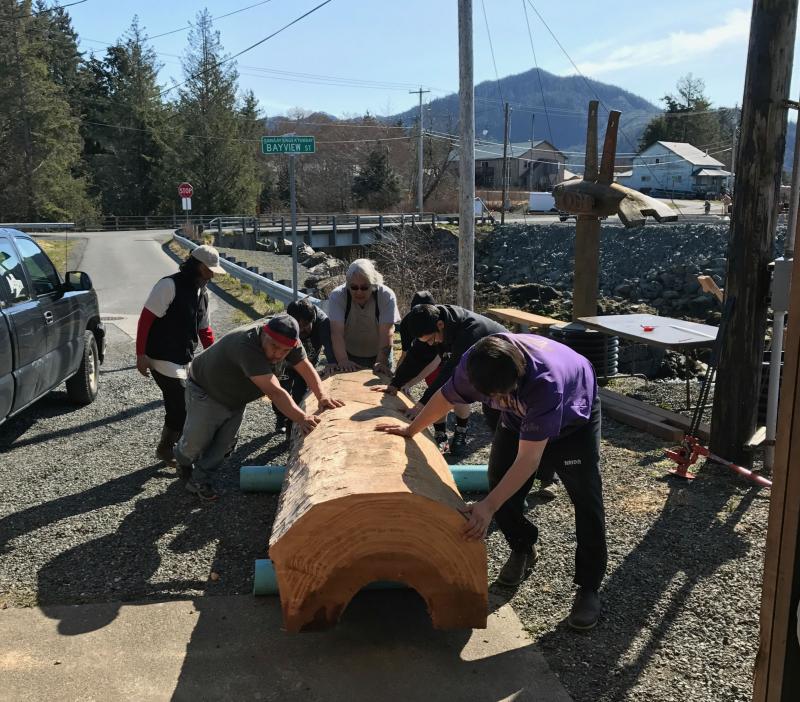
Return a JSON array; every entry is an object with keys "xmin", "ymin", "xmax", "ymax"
[{"xmin": 0, "ymin": 288, "xmax": 769, "ymax": 702}]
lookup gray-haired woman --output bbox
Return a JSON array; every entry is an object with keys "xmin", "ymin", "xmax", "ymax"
[{"xmin": 327, "ymin": 259, "xmax": 400, "ymax": 375}]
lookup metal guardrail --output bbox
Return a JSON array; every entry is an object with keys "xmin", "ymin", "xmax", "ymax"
[
  {"xmin": 173, "ymin": 232, "xmax": 321, "ymax": 308},
  {"xmin": 0, "ymin": 222, "xmax": 75, "ymax": 231}
]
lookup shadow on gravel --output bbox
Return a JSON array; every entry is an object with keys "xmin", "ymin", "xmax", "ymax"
[
  {"xmin": 0, "ymin": 398, "xmax": 160, "ymax": 451},
  {"xmin": 533, "ymin": 461, "xmax": 763, "ymax": 702},
  {"xmin": 0, "ymin": 462, "xmax": 167, "ymax": 556}
]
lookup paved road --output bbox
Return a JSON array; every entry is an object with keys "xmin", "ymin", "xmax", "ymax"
[{"xmin": 70, "ymin": 229, "xmax": 218, "ymax": 338}]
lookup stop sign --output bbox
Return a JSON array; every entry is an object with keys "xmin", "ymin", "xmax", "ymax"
[{"xmin": 178, "ymin": 182, "xmax": 193, "ymax": 198}]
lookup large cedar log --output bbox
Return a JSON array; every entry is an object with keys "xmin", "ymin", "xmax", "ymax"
[{"xmin": 269, "ymin": 370, "xmax": 487, "ymax": 632}]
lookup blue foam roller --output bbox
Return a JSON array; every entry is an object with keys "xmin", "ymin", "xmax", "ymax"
[
  {"xmin": 450, "ymin": 464, "xmax": 489, "ymax": 492},
  {"xmin": 253, "ymin": 558, "xmax": 279, "ymax": 595},
  {"xmin": 240, "ymin": 465, "xmax": 286, "ymax": 492},
  {"xmin": 253, "ymin": 559, "xmax": 407, "ymax": 597}
]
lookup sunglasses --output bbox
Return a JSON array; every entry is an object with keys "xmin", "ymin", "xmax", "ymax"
[{"xmin": 349, "ymin": 284, "xmax": 371, "ymax": 292}]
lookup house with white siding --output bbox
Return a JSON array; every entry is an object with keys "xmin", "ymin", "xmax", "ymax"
[{"xmin": 615, "ymin": 141, "xmax": 733, "ymax": 197}]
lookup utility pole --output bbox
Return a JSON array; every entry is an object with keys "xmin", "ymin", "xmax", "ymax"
[
  {"xmin": 711, "ymin": 0, "xmax": 796, "ymax": 467},
  {"xmin": 410, "ymin": 87, "xmax": 430, "ymax": 215},
  {"xmin": 457, "ymin": 0, "xmax": 475, "ymax": 310},
  {"xmin": 501, "ymin": 101, "xmax": 511, "ymax": 225}
]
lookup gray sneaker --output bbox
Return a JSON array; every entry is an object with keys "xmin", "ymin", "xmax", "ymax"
[
  {"xmin": 533, "ymin": 480, "xmax": 560, "ymax": 500},
  {"xmin": 185, "ymin": 480, "xmax": 218, "ymax": 502},
  {"xmin": 497, "ymin": 545, "xmax": 539, "ymax": 586}
]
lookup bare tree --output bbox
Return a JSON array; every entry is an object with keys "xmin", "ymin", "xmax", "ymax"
[{"xmin": 370, "ymin": 226, "xmax": 458, "ymax": 311}]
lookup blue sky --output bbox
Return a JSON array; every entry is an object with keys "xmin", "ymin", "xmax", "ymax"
[{"xmin": 67, "ymin": 0, "xmax": 796, "ymax": 118}]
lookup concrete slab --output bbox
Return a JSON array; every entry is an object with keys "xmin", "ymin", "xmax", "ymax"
[{"xmin": 0, "ymin": 591, "xmax": 571, "ymax": 702}]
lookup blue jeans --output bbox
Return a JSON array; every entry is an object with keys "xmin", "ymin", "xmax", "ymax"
[{"xmin": 175, "ymin": 380, "xmax": 245, "ymax": 485}]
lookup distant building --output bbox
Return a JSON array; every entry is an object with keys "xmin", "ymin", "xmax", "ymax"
[
  {"xmin": 615, "ymin": 141, "xmax": 733, "ymax": 197},
  {"xmin": 449, "ymin": 140, "xmax": 566, "ymax": 191}
]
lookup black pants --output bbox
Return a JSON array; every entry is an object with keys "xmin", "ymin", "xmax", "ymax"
[
  {"xmin": 274, "ymin": 367, "xmax": 308, "ymax": 422},
  {"xmin": 486, "ymin": 398, "xmax": 607, "ymax": 590},
  {"xmin": 152, "ymin": 369, "xmax": 187, "ymax": 432}
]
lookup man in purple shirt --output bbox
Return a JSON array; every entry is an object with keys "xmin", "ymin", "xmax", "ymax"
[{"xmin": 376, "ymin": 333, "xmax": 606, "ymax": 630}]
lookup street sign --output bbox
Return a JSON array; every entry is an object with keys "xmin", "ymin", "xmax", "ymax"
[
  {"xmin": 261, "ymin": 136, "xmax": 316, "ymax": 154},
  {"xmin": 181, "ymin": 197, "xmax": 192, "ymax": 211},
  {"xmin": 178, "ymin": 182, "xmax": 193, "ymax": 198}
]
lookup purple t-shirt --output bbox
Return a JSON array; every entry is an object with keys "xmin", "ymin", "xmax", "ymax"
[{"xmin": 441, "ymin": 333, "xmax": 597, "ymax": 441}]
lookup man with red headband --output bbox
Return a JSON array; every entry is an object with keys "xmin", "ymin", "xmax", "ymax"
[{"xmin": 176, "ymin": 314, "xmax": 344, "ymax": 501}]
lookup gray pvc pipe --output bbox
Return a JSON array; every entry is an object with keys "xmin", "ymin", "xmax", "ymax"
[
  {"xmin": 253, "ymin": 559, "xmax": 407, "ymax": 596},
  {"xmin": 240, "ymin": 464, "xmax": 489, "ymax": 493}
]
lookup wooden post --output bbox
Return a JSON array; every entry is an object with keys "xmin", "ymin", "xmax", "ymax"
[
  {"xmin": 710, "ymin": 0, "xmax": 798, "ymax": 466},
  {"xmin": 329, "ymin": 215, "xmax": 337, "ymax": 247},
  {"xmin": 269, "ymin": 370, "xmax": 487, "ymax": 633},
  {"xmin": 572, "ymin": 217, "xmax": 601, "ymax": 319},
  {"xmin": 354, "ymin": 214, "xmax": 361, "ymax": 245},
  {"xmin": 457, "ymin": 0, "xmax": 475, "ymax": 310},
  {"xmin": 572, "ymin": 101, "xmax": 601, "ymax": 320},
  {"xmin": 753, "ymin": 214, "xmax": 800, "ymax": 700},
  {"xmin": 500, "ymin": 101, "xmax": 510, "ymax": 225}
]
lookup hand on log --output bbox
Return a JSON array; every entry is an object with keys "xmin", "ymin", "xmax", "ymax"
[
  {"xmin": 296, "ymin": 414, "xmax": 321, "ymax": 435},
  {"xmin": 317, "ymin": 395, "xmax": 345, "ymax": 411},
  {"xmin": 460, "ymin": 499, "xmax": 496, "ymax": 541},
  {"xmin": 370, "ymin": 384, "xmax": 398, "ymax": 396},
  {"xmin": 323, "ymin": 362, "xmax": 362, "ymax": 377},
  {"xmin": 374, "ymin": 422, "xmax": 413, "ymax": 438},
  {"xmin": 373, "ymin": 361, "xmax": 392, "ymax": 377}
]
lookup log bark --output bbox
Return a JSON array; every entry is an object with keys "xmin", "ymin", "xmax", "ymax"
[{"xmin": 269, "ymin": 370, "xmax": 488, "ymax": 633}]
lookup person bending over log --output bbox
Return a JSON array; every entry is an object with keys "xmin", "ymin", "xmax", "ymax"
[
  {"xmin": 176, "ymin": 315, "xmax": 344, "ymax": 501},
  {"xmin": 273, "ymin": 298, "xmax": 336, "ymax": 434},
  {"xmin": 327, "ymin": 259, "xmax": 400, "ymax": 376},
  {"xmin": 376, "ymin": 333, "xmax": 606, "ymax": 630},
  {"xmin": 376, "ymin": 302, "xmax": 507, "ymax": 457}
]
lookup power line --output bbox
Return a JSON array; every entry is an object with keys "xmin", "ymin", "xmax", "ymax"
[
  {"xmin": 148, "ymin": 0, "xmax": 275, "ymax": 40},
  {"xmin": 159, "ymin": 0, "xmax": 335, "ymax": 98},
  {"xmin": 521, "ymin": 0, "xmax": 553, "ymax": 146}
]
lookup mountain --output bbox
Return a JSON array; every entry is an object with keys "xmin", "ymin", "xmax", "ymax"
[{"xmin": 389, "ymin": 67, "xmax": 662, "ymax": 162}]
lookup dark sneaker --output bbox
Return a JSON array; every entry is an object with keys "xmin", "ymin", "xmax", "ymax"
[
  {"xmin": 567, "ymin": 587, "xmax": 601, "ymax": 630},
  {"xmin": 434, "ymin": 431, "xmax": 449, "ymax": 454},
  {"xmin": 450, "ymin": 427, "xmax": 468, "ymax": 456},
  {"xmin": 275, "ymin": 415, "xmax": 288, "ymax": 434},
  {"xmin": 497, "ymin": 545, "xmax": 539, "ymax": 586},
  {"xmin": 177, "ymin": 463, "xmax": 193, "ymax": 481},
  {"xmin": 185, "ymin": 480, "xmax": 218, "ymax": 502}
]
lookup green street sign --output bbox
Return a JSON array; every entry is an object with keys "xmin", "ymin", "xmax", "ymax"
[{"xmin": 261, "ymin": 136, "xmax": 316, "ymax": 154}]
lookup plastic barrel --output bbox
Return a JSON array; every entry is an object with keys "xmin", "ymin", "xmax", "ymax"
[{"xmin": 240, "ymin": 465, "xmax": 286, "ymax": 492}]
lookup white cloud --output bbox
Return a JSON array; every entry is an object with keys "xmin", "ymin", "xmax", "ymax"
[{"xmin": 571, "ymin": 9, "xmax": 750, "ymax": 76}]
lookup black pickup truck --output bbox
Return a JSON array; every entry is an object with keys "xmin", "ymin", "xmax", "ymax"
[{"xmin": 0, "ymin": 229, "xmax": 105, "ymax": 425}]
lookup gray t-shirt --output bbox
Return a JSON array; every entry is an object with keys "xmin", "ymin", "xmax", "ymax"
[
  {"xmin": 190, "ymin": 324, "xmax": 306, "ymax": 409},
  {"xmin": 327, "ymin": 283, "xmax": 400, "ymax": 358}
]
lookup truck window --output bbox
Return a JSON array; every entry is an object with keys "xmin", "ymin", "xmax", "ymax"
[
  {"xmin": 14, "ymin": 237, "xmax": 61, "ymax": 296},
  {"xmin": 0, "ymin": 237, "xmax": 30, "ymax": 303}
]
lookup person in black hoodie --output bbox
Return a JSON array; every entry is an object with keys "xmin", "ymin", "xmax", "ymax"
[
  {"xmin": 135, "ymin": 245, "xmax": 224, "ymax": 464},
  {"xmin": 377, "ymin": 303, "xmax": 508, "ymax": 456}
]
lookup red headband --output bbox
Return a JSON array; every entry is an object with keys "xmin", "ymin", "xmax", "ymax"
[{"xmin": 262, "ymin": 325, "xmax": 299, "ymax": 348}]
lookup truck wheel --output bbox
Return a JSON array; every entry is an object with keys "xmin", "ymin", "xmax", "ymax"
[{"xmin": 66, "ymin": 330, "xmax": 99, "ymax": 405}]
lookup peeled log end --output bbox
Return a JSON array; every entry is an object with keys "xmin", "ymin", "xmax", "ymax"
[{"xmin": 270, "ymin": 494, "xmax": 487, "ymax": 633}]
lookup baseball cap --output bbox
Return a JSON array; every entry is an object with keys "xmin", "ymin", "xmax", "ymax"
[
  {"xmin": 262, "ymin": 314, "xmax": 301, "ymax": 348},
  {"xmin": 191, "ymin": 245, "xmax": 226, "ymax": 275}
]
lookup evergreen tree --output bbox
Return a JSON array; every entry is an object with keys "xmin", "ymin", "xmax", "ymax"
[
  {"xmin": 0, "ymin": 0, "xmax": 95, "ymax": 222},
  {"xmin": 84, "ymin": 18, "xmax": 172, "ymax": 216},
  {"xmin": 639, "ymin": 75, "xmax": 729, "ymax": 158},
  {"xmin": 352, "ymin": 147, "xmax": 401, "ymax": 210},
  {"xmin": 173, "ymin": 10, "xmax": 259, "ymax": 214}
]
